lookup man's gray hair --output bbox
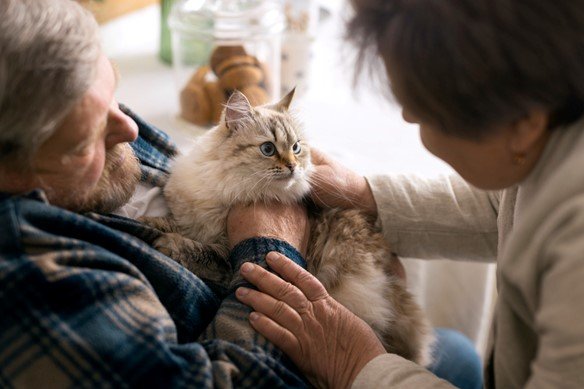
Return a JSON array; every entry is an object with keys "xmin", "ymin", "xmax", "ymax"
[{"xmin": 0, "ymin": 0, "xmax": 101, "ymax": 168}]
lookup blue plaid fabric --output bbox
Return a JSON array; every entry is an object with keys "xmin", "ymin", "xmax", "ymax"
[
  {"xmin": 120, "ymin": 104, "xmax": 178, "ymax": 187},
  {"xmin": 0, "ymin": 108, "xmax": 309, "ymax": 388}
]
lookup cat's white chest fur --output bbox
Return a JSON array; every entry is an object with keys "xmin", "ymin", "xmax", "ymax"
[{"xmin": 164, "ymin": 146, "xmax": 232, "ymax": 245}]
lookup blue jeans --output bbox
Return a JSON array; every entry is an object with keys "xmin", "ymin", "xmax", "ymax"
[{"xmin": 428, "ymin": 328, "xmax": 483, "ymax": 389}]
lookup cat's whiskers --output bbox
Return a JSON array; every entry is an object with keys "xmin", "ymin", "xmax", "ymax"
[
  {"xmin": 227, "ymin": 171, "xmax": 263, "ymax": 202},
  {"xmin": 230, "ymin": 170, "xmax": 273, "ymax": 202},
  {"xmin": 244, "ymin": 172, "xmax": 274, "ymax": 201}
]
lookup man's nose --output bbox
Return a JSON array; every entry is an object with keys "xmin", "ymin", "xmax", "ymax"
[{"xmin": 105, "ymin": 103, "xmax": 139, "ymax": 149}]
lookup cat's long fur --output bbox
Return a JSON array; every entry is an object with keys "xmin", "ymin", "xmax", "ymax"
[{"xmin": 159, "ymin": 90, "xmax": 434, "ymax": 365}]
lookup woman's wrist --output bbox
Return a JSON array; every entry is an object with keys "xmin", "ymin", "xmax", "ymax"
[{"xmin": 356, "ymin": 176, "xmax": 378, "ymax": 218}]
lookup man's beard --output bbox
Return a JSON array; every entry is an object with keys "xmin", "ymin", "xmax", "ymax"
[
  {"xmin": 77, "ymin": 143, "xmax": 141, "ymax": 214},
  {"xmin": 48, "ymin": 143, "xmax": 141, "ymax": 214}
]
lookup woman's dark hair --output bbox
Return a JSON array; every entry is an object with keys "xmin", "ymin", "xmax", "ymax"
[{"xmin": 347, "ymin": 0, "xmax": 584, "ymax": 139}]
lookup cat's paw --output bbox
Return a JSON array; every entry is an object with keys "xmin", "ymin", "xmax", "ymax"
[
  {"xmin": 152, "ymin": 233, "xmax": 232, "ymax": 286},
  {"xmin": 152, "ymin": 232, "xmax": 191, "ymax": 262},
  {"xmin": 138, "ymin": 216, "xmax": 176, "ymax": 233}
]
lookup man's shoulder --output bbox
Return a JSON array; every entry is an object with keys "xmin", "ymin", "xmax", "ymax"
[
  {"xmin": 0, "ymin": 190, "xmax": 204, "ymax": 301},
  {"xmin": 0, "ymin": 189, "xmax": 57, "ymax": 224},
  {"xmin": 0, "ymin": 190, "xmax": 156, "ymax": 256}
]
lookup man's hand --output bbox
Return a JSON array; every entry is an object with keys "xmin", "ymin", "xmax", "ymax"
[
  {"xmin": 227, "ymin": 202, "xmax": 310, "ymax": 256},
  {"xmin": 236, "ymin": 252, "xmax": 386, "ymax": 389},
  {"xmin": 310, "ymin": 149, "xmax": 378, "ymax": 217}
]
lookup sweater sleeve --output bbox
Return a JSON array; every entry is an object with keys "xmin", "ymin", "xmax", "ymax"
[
  {"xmin": 525, "ymin": 198, "xmax": 584, "ymax": 388},
  {"xmin": 352, "ymin": 354, "xmax": 455, "ymax": 388},
  {"xmin": 197, "ymin": 237, "xmax": 308, "ymax": 386},
  {"xmin": 367, "ymin": 173, "xmax": 501, "ymax": 262}
]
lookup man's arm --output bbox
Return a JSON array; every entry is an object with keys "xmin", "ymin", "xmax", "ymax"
[
  {"xmin": 0, "ymin": 196, "xmax": 308, "ymax": 387},
  {"xmin": 198, "ymin": 237, "xmax": 310, "ymax": 385}
]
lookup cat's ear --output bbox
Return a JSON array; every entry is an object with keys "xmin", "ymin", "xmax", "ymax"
[
  {"xmin": 271, "ymin": 87, "xmax": 296, "ymax": 112},
  {"xmin": 224, "ymin": 90, "xmax": 252, "ymax": 131}
]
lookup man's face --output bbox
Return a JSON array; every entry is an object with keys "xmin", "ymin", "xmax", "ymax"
[{"xmin": 31, "ymin": 53, "xmax": 141, "ymax": 213}]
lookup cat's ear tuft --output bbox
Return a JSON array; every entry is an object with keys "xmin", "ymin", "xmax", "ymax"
[
  {"xmin": 272, "ymin": 87, "xmax": 296, "ymax": 112},
  {"xmin": 224, "ymin": 90, "xmax": 252, "ymax": 131}
]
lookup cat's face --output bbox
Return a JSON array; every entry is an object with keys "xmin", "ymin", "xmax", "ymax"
[{"xmin": 212, "ymin": 90, "xmax": 313, "ymax": 203}]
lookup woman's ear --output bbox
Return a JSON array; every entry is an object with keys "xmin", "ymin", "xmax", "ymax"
[
  {"xmin": 225, "ymin": 91, "xmax": 253, "ymax": 131},
  {"xmin": 508, "ymin": 109, "xmax": 550, "ymax": 155}
]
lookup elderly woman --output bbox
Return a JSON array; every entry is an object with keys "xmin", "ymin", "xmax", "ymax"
[
  {"xmin": 0, "ymin": 0, "xmax": 311, "ymax": 386},
  {"xmin": 234, "ymin": 0, "xmax": 584, "ymax": 388}
]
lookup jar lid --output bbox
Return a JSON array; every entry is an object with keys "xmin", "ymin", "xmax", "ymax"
[{"xmin": 169, "ymin": 0, "xmax": 285, "ymax": 40}]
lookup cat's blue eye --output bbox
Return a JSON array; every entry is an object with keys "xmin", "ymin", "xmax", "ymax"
[
  {"xmin": 292, "ymin": 141, "xmax": 301, "ymax": 154},
  {"xmin": 260, "ymin": 142, "xmax": 276, "ymax": 156}
]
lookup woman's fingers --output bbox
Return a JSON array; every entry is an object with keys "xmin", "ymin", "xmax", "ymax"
[
  {"xmin": 248, "ymin": 312, "xmax": 301, "ymax": 360},
  {"xmin": 239, "ymin": 262, "xmax": 311, "ymax": 311},
  {"xmin": 238, "ymin": 254, "xmax": 387, "ymax": 389},
  {"xmin": 309, "ymin": 148, "xmax": 330, "ymax": 166},
  {"xmin": 264, "ymin": 252, "xmax": 328, "ymax": 302},
  {"xmin": 236, "ymin": 286, "xmax": 303, "ymax": 333}
]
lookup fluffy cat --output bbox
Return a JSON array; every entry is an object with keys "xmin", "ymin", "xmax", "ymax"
[{"xmin": 146, "ymin": 90, "xmax": 435, "ymax": 366}]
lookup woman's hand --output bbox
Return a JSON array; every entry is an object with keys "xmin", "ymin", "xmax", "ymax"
[
  {"xmin": 236, "ymin": 252, "xmax": 386, "ymax": 389},
  {"xmin": 227, "ymin": 202, "xmax": 310, "ymax": 255},
  {"xmin": 310, "ymin": 149, "xmax": 378, "ymax": 217}
]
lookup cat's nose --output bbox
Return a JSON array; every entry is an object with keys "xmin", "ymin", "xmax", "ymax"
[{"xmin": 286, "ymin": 163, "xmax": 296, "ymax": 173}]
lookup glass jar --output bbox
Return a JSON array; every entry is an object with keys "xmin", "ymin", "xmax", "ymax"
[
  {"xmin": 281, "ymin": 0, "xmax": 319, "ymax": 97},
  {"xmin": 168, "ymin": 0, "xmax": 285, "ymax": 127}
]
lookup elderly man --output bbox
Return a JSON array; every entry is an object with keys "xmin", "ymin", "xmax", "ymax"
[{"xmin": 0, "ymin": 0, "xmax": 310, "ymax": 386}]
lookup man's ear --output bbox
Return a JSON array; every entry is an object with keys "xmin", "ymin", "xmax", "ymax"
[
  {"xmin": 508, "ymin": 109, "xmax": 550, "ymax": 155},
  {"xmin": 271, "ymin": 87, "xmax": 296, "ymax": 112},
  {"xmin": 225, "ymin": 91, "xmax": 253, "ymax": 131}
]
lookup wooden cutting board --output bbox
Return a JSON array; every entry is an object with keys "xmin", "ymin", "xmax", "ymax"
[{"xmin": 79, "ymin": 0, "xmax": 159, "ymax": 24}]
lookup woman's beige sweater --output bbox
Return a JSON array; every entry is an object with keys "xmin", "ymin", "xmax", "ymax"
[{"xmin": 355, "ymin": 119, "xmax": 584, "ymax": 388}]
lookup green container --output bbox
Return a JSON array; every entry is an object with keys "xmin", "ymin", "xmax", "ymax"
[{"xmin": 159, "ymin": 0, "xmax": 175, "ymax": 64}]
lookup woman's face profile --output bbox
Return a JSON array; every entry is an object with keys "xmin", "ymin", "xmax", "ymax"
[{"xmin": 401, "ymin": 104, "xmax": 552, "ymax": 190}]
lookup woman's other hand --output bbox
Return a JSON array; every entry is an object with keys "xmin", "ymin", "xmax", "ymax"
[
  {"xmin": 310, "ymin": 149, "xmax": 378, "ymax": 217},
  {"xmin": 236, "ymin": 252, "xmax": 386, "ymax": 389}
]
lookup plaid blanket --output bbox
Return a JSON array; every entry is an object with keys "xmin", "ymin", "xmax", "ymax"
[{"xmin": 0, "ymin": 107, "xmax": 308, "ymax": 388}]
